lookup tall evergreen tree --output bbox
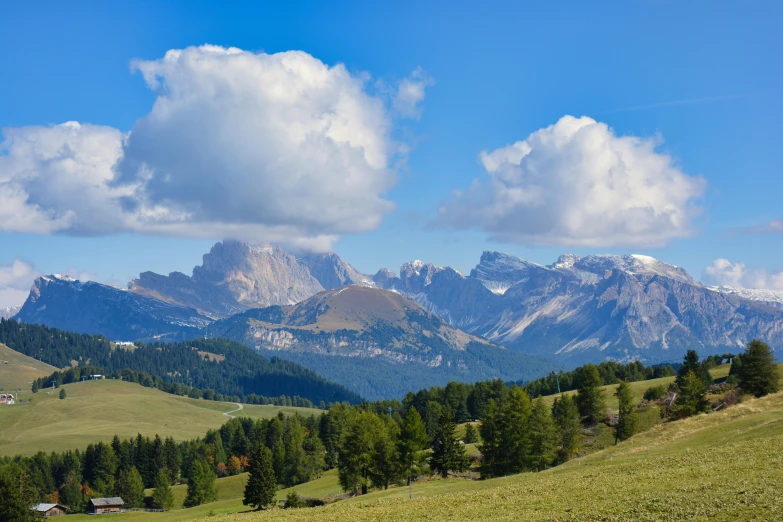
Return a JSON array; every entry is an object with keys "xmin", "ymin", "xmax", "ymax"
[
  {"xmin": 183, "ymin": 460, "xmax": 218, "ymax": 508},
  {"xmin": 163, "ymin": 437, "xmax": 181, "ymax": 485},
  {"xmin": 283, "ymin": 415, "xmax": 308, "ymax": 486},
  {"xmin": 397, "ymin": 407, "xmax": 428, "ymax": 486},
  {"xmin": 576, "ymin": 365, "xmax": 605, "ymax": 425},
  {"xmin": 614, "ymin": 381, "xmax": 638, "ymax": 443},
  {"xmin": 369, "ymin": 421, "xmax": 399, "ymax": 490},
  {"xmin": 152, "ymin": 468, "xmax": 174, "ymax": 511},
  {"xmin": 116, "ymin": 467, "xmax": 145, "ymax": 508},
  {"xmin": 676, "ymin": 350, "xmax": 712, "ymax": 388},
  {"xmin": 463, "ymin": 423, "xmax": 478, "ymax": 444},
  {"xmin": 302, "ymin": 429, "xmax": 326, "ymax": 481},
  {"xmin": 736, "ymin": 339, "xmax": 780, "ymax": 397},
  {"xmin": 528, "ymin": 397, "xmax": 556, "ymax": 471},
  {"xmin": 266, "ymin": 416, "xmax": 286, "ymax": 483},
  {"xmin": 0, "ymin": 464, "xmax": 39, "ymax": 522},
  {"xmin": 674, "ymin": 370, "xmax": 710, "ymax": 418},
  {"xmin": 498, "ymin": 387, "xmax": 532, "ymax": 474},
  {"xmin": 551, "ymin": 394, "xmax": 581, "ymax": 463},
  {"xmin": 478, "ymin": 400, "xmax": 503, "ymax": 479},
  {"xmin": 338, "ymin": 411, "xmax": 384, "ymax": 495},
  {"xmin": 430, "ymin": 409, "xmax": 468, "ymax": 478},
  {"xmin": 243, "ymin": 445, "xmax": 277, "ymax": 511}
]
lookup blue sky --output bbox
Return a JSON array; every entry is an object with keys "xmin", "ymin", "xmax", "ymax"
[{"xmin": 1, "ymin": 1, "xmax": 782, "ymax": 306}]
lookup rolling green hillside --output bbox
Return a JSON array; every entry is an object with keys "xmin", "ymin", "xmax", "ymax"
[
  {"xmin": 0, "ymin": 342, "xmax": 58, "ymax": 392},
  {"xmin": 0, "ymin": 379, "xmax": 320, "ymax": 457},
  {"xmin": 222, "ymin": 389, "xmax": 783, "ymax": 521}
]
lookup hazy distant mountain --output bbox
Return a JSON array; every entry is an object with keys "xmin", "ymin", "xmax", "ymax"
[
  {"xmin": 209, "ymin": 285, "xmax": 553, "ymax": 399},
  {"xmin": 374, "ymin": 252, "xmax": 783, "ymax": 364},
  {"xmin": 0, "ymin": 305, "xmax": 20, "ymax": 320},
  {"xmin": 16, "ymin": 275, "xmax": 210, "ymax": 341},
  {"xmin": 129, "ymin": 240, "xmax": 375, "ymax": 319}
]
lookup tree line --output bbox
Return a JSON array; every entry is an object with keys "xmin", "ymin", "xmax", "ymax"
[
  {"xmin": 32, "ymin": 365, "xmax": 318, "ymax": 408},
  {"xmin": 0, "ymin": 318, "xmax": 361, "ymax": 405}
]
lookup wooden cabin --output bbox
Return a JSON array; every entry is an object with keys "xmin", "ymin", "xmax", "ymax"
[
  {"xmin": 31, "ymin": 503, "xmax": 67, "ymax": 516},
  {"xmin": 87, "ymin": 497, "xmax": 124, "ymax": 514}
]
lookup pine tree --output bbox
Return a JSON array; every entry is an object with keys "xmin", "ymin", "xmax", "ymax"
[
  {"xmin": 243, "ymin": 445, "xmax": 277, "ymax": 510},
  {"xmin": 183, "ymin": 460, "xmax": 218, "ymax": 507},
  {"xmin": 116, "ymin": 467, "xmax": 145, "ymax": 508},
  {"xmin": 338, "ymin": 410, "xmax": 383, "ymax": 495},
  {"xmin": 676, "ymin": 350, "xmax": 712, "ymax": 388},
  {"xmin": 528, "ymin": 397, "xmax": 556, "ymax": 471},
  {"xmin": 266, "ymin": 416, "xmax": 286, "ymax": 483},
  {"xmin": 576, "ymin": 364, "xmax": 605, "ymax": 425},
  {"xmin": 0, "ymin": 463, "xmax": 39, "ymax": 522},
  {"xmin": 674, "ymin": 370, "xmax": 710, "ymax": 418},
  {"xmin": 430, "ymin": 409, "xmax": 468, "ymax": 478},
  {"xmin": 302, "ymin": 430, "xmax": 326, "ymax": 480},
  {"xmin": 736, "ymin": 339, "xmax": 780, "ymax": 397},
  {"xmin": 59, "ymin": 388, "xmax": 66, "ymax": 400},
  {"xmin": 152, "ymin": 469, "xmax": 174, "ymax": 510},
  {"xmin": 369, "ymin": 422, "xmax": 399, "ymax": 490},
  {"xmin": 463, "ymin": 423, "xmax": 478, "ymax": 443},
  {"xmin": 614, "ymin": 381, "xmax": 638, "ymax": 443},
  {"xmin": 551, "ymin": 394, "xmax": 581, "ymax": 463},
  {"xmin": 498, "ymin": 387, "xmax": 532, "ymax": 474},
  {"xmin": 478, "ymin": 400, "xmax": 502, "ymax": 479},
  {"xmin": 398, "ymin": 407, "xmax": 428, "ymax": 485},
  {"xmin": 283, "ymin": 415, "xmax": 307, "ymax": 486}
]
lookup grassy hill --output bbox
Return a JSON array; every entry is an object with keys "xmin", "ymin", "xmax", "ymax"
[
  {"xmin": 0, "ymin": 342, "xmax": 58, "ymax": 392},
  {"xmin": 0, "ymin": 379, "xmax": 320, "ymax": 457},
  {"xmin": 221, "ymin": 390, "xmax": 783, "ymax": 521}
]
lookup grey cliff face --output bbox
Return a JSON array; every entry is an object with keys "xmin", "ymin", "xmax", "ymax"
[
  {"xmin": 376, "ymin": 252, "xmax": 783, "ymax": 363},
  {"xmin": 16, "ymin": 275, "xmax": 209, "ymax": 341}
]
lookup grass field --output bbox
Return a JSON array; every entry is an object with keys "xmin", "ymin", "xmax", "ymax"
[
  {"xmin": 0, "ymin": 342, "xmax": 58, "ymax": 392},
  {"xmin": 0, "ymin": 379, "xmax": 321, "ymax": 457}
]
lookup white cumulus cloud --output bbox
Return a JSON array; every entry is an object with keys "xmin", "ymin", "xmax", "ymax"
[
  {"xmin": 0, "ymin": 46, "xmax": 428, "ymax": 252},
  {"xmin": 437, "ymin": 115, "xmax": 706, "ymax": 247},
  {"xmin": 703, "ymin": 259, "xmax": 783, "ymax": 290}
]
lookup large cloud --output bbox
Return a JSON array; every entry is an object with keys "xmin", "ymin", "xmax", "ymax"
[
  {"xmin": 437, "ymin": 115, "xmax": 706, "ymax": 247},
  {"xmin": 0, "ymin": 46, "xmax": 427, "ymax": 251},
  {"xmin": 703, "ymin": 259, "xmax": 783, "ymax": 290}
]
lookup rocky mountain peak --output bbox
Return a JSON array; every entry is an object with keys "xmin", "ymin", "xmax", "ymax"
[
  {"xmin": 297, "ymin": 252, "xmax": 374, "ymax": 291},
  {"xmin": 399, "ymin": 260, "xmax": 444, "ymax": 293}
]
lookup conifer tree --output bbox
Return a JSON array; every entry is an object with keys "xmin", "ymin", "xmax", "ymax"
[
  {"xmin": 736, "ymin": 339, "xmax": 780, "ymax": 397},
  {"xmin": 478, "ymin": 400, "xmax": 502, "ymax": 479},
  {"xmin": 0, "ymin": 464, "xmax": 39, "ymax": 522},
  {"xmin": 369, "ymin": 421, "xmax": 399, "ymax": 489},
  {"xmin": 576, "ymin": 364, "xmax": 605, "ymax": 425},
  {"xmin": 398, "ymin": 407, "xmax": 428, "ymax": 485},
  {"xmin": 430, "ymin": 409, "xmax": 468, "ymax": 478},
  {"xmin": 551, "ymin": 394, "xmax": 581, "ymax": 463},
  {"xmin": 302, "ymin": 429, "xmax": 326, "ymax": 480},
  {"xmin": 266, "ymin": 416, "xmax": 286, "ymax": 483},
  {"xmin": 283, "ymin": 415, "xmax": 307, "ymax": 486},
  {"xmin": 614, "ymin": 381, "xmax": 638, "ymax": 443},
  {"xmin": 674, "ymin": 370, "xmax": 710, "ymax": 418},
  {"xmin": 463, "ymin": 423, "xmax": 478, "ymax": 444},
  {"xmin": 116, "ymin": 467, "xmax": 145, "ymax": 508},
  {"xmin": 338, "ymin": 410, "xmax": 384, "ymax": 495},
  {"xmin": 498, "ymin": 387, "xmax": 532, "ymax": 474},
  {"xmin": 676, "ymin": 350, "xmax": 712, "ymax": 388},
  {"xmin": 59, "ymin": 388, "xmax": 66, "ymax": 399},
  {"xmin": 528, "ymin": 397, "xmax": 556, "ymax": 471},
  {"xmin": 183, "ymin": 460, "xmax": 218, "ymax": 507},
  {"xmin": 152, "ymin": 468, "xmax": 174, "ymax": 511},
  {"xmin": 243, "ymin": 445, "xmax": 277, "ymax": 511}
]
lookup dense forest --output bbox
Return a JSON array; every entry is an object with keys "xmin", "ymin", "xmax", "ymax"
[{"xmin": 0, "ymin": 319, "xmax": 361, "ymax": 405}]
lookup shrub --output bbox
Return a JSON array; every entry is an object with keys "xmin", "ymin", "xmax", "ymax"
[{"xmin": 643, "ymin": 385, "xmax": 666, "ymax": 402}]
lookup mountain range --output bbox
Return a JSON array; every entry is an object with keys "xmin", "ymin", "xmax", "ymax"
[{"xmin": 12, "ymin": 240, "xmax": 783, "ymax": 397}]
